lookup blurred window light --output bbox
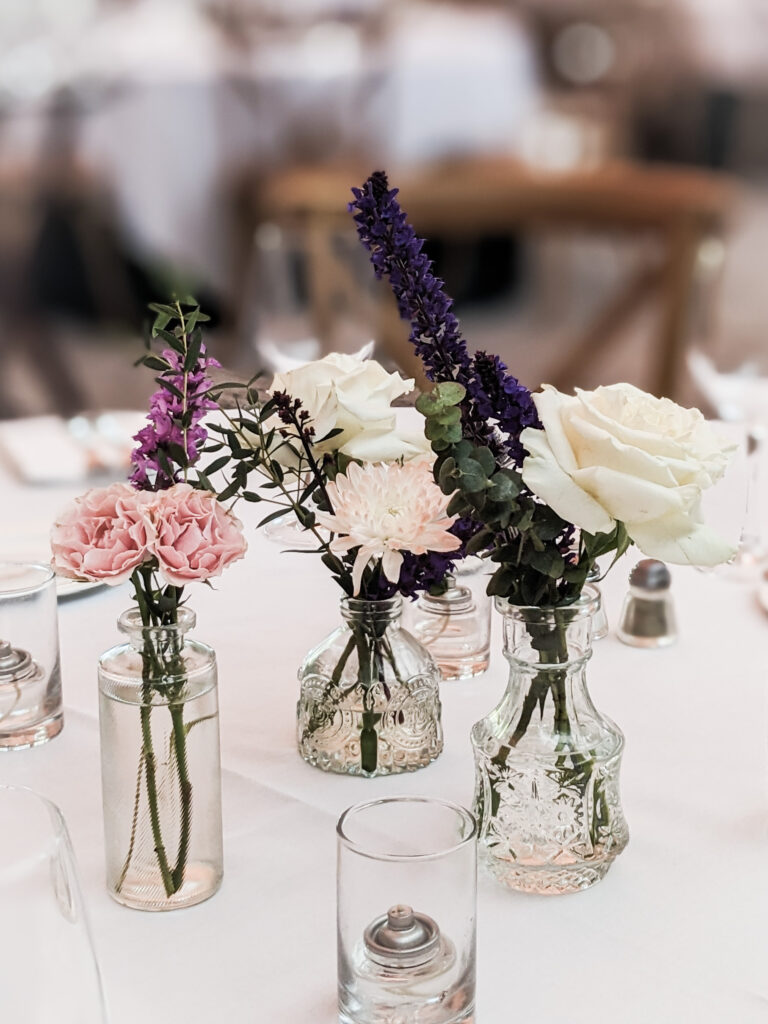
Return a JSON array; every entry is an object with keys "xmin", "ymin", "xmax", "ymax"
[
  {"xmin": 522, "ymin": 111, "xmax": 589, "ymax": 171},
  {"xmin": 299, "ymin": 22, "xmax": 363, "ymax": 79},
  {"xmin": 552, "ymin": 22, "xmax": 616, "ymax": 86},
  {"xmin": 0, "ymin": 40, "xmax": 59, "ymax": 101}
]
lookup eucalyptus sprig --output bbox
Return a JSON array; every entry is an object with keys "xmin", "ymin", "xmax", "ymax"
[{"xmin": 417, "ymin": 382, "xmax": 630, "ymax": 606}]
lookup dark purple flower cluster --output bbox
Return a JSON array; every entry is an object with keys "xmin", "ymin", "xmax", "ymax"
[
  {"xmin": 272, "ymin": 390, "xmax": 315, "ymax": 443},
  {"xmin": 349, "ymin": 171, "xmax": 539, "ymax": 463},
  {"xmin": 130, "ymin": 345, "xmax": 220, "ymax": 491},
  {"xmin": 368, "ymin": 517, "xmax": 480, "ymax": 601},
  {"xmin": 471, "ymin": 351, "xmax": 540, "ymax": 466}
]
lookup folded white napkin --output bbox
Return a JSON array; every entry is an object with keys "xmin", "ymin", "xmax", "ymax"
[{"xmin": 0, "ymin": 413, "xmax": 146, "ymax": 485}]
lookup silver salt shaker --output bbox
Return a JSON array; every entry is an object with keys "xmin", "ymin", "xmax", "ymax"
[{"xmin": 617, "ymin": 559, "xmax": 677, "ymax": 648}]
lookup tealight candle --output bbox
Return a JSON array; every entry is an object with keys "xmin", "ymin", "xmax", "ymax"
[
  {"xmin": 0, "ymin": 563, "xmax": 62, "ymax": 749},
  {"xmin": 337, "ymin": 797, "xmax": 477, "ymax": 1024}
]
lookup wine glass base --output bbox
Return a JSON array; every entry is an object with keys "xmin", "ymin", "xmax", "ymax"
[{"xmin": 715, "ymin": 543, "xmax": 768, "ymax": 582}]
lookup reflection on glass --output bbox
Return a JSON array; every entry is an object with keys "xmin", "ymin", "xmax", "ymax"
[
  {"xmin": 0, "ymin": 786, "xmax": 107, "ymax": 1023},
  {"xmin": 688, "ymin": 349, "xmax": 767, "ymax": 577}
]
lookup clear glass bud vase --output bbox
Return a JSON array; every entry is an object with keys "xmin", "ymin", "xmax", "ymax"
[
  {"xmin": 98, "ymin": 608, "xmax": 223, "ymax": 910},
  {"xmin": 471, "ymin": 593, "xmax": 628, "ymax": 894},
  {"xmin": 297, "ymin": 597, "xmax": 443, "ymax": 777}
]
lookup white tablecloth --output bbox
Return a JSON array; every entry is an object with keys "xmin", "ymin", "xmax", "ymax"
[{"xmin": 0, "ymin": 449, "xmax": 766, "ymax": 1023}]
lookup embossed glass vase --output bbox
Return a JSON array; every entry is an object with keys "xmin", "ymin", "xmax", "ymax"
[
  {"xmin": 471, "ymin": 592, "xmax": 628, "ymax": 894},
  {"xmin": 297, "ymin": 596, "xmax": 443, "ymax": 777},
  {"xmin": 98, "ymin": 608, "xmax": 223, "ymax": 910}
]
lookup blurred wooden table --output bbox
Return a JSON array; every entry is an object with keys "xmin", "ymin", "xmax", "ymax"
[{"xmin": 247, "ymin": 158, "xmax": 736, "ymax": 399}]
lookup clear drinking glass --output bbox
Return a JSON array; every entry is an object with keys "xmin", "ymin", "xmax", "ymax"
[
  {"xmin": 297, "ymin": 597, "xmax": 443, "ymax": 777},
  {"xmin": 0, "ymin": 786, "xmax": 107, "ymax": 1023},
  {"xmin": 0, "ymin": 562, "xmax": 63, "ymax": 749},
  {"xmin": 98, "ymin": 608, "xmax": 223, "ymax": 910},
  {"xmin": 408, "ymin": 576, "xmax": 491, "ymax": 680},
  {"xmin": 337, "ymin": 797, "xmax": 477, "ymax": 1024},
  {"xmin": 688, "ymin": 348, "xmax": 767, "ymax": 576}
]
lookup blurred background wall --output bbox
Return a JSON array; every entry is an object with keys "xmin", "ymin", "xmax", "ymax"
[{"xmin": 0, "ymin": 0, "xmax": 766, "ymax": 421}]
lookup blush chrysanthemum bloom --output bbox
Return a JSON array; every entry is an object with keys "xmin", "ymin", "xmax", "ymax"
[{"xmin": 316, "ymin": 460, "xmax": 461, "ymax": 595}]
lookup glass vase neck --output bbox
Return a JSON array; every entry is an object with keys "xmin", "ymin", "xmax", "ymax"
[
  {"xmin": 494, "ymin": 591, "xmax": 599, "ymax": 668},
  {"xmin": 341, "ymin": 596, "xmax": 403, "ymax": 627},
  {"xmin": 118, "ymin": 607, "xmax": 196, "ymax": 650}
]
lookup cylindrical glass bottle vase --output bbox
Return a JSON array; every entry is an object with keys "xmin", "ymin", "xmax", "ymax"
[
  {"xmin": 98, "ymin": 608, "xmax": 223, "ymax": 911},
  {"xmin": 297, "ymin": 597, "xmax": 443, "ymax": 777},
  {"xmin": 472, "ymin": 592, "xmax": 628, "ymax": 894}
]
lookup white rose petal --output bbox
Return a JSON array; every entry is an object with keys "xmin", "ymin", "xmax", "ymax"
[
  {"xmin": 570, "ymin": 465, "xmax": 700, "ymax": 524},
  {"xmin": 521, "ymin": 382, "xmax": 737, "ymax": 567},
  {"xmin": 520, "ymin": 426, "xmax": 615, "ymax": 535},
  {"xmin": 261, "ymin": 352, "xmax": 426, "ymax": 465},
  {"xmin": 627, "ymin": 514, "xmax": 736, "ymax": 567}
]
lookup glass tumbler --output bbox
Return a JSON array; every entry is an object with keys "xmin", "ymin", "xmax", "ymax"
[
  {"xmin": 0, "ymin": 563, "xmax": 63, "ymax": 749},
  {"xmin": 0, "ymin": 786, "xmax": 107, "ymax": 1023},
  {"xmin": 337, "ymin": 797, "xmax": 477, "ymax": 1024}
]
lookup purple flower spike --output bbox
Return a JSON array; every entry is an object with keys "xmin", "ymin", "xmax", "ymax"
[
  {"xmin": 130, "ymin": 342, "xmax": 220, "ymax": 491},
  {"xmin": 349, "ymin": 171, "xmax": 539, "ymax": 464}
]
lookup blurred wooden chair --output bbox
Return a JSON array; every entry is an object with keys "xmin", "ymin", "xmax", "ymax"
[
  {"xmin": 243, "ymin": 157, "xmax": 735, "ymax": 399},
  {"xmin": 0, "ymin": 92, "xmax": 138, "ymax": 417}
]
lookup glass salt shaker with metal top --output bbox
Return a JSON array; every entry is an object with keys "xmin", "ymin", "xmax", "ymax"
[{"xmin": 617, "ymin": 559, "xmax": 677, "ymax": 649}]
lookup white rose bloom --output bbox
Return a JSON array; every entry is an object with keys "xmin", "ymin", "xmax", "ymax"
[
  {"xmin": 266, "ymin": 352, "xmax": 429, "ymax": 463},
  {"xmin": 520, "ymin": 383, "xmax": 737, "ymax": 566}
]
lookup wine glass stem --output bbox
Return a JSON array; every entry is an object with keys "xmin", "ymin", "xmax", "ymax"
[{"xmin": 740, "ymin": 427, "xmax": 764, "ymax": 553}]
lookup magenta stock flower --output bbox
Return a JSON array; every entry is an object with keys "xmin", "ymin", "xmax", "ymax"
[
  {"xmin": 130, "ymin": 344, "xmax": 220, "ymax": 491},
  {"xmin": 316, "ymin": 460, "xmax": 461, "ymax": 595}
]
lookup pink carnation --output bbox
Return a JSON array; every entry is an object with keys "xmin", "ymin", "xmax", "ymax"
[
  {"xmin": 51, "ymin": 483, "xmax": 154, "ymax": 585},
  {"xmin": 149, "ymin": 484, "xmax": 247, "ymax": 587}
]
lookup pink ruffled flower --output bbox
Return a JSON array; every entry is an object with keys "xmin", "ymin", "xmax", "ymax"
[
  {"xmin": 51, "ymin": 483, "xmax": 154, "ymax": 585},
  {"xmin": 149, "ymin": 484, "xmax": 247, "ymax": 587},
  {"xmin": 316, "ymin": 460, "xmax": 461, "ymax": 594}
]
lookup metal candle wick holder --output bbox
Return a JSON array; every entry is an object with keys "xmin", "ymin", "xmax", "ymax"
[
  {"xmin": 363, "ymin": 905, "xmax": 441, "ymax": 970},
  {"xmin": 0, "ymin": 639, "xmax": 40, "ymax": 688}
]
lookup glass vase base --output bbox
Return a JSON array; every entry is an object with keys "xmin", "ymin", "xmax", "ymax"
[
  {"xmin": 109, "ymin": 861, "xmax": 222, "ymax": 912},
  {"xmin": 437, "ymin": 654, "xmax": 490, "ymax": 681},
  {"xmin": 0, "ymin": 712, "xmax": 63, "ymax": 751},
  {"xmin": 481, "ymin": 847, "xmax": 618, "ymax": 895},
  {"xmin": 299, "ymin": 742, "xmax": 441, "ymax": 778}
]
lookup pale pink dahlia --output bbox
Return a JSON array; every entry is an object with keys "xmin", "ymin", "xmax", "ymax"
[{"xmin": 316, "ymin": 460, "xmax": 460, "ymax": 595}]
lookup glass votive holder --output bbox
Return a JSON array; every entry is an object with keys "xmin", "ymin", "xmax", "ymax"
[
  {"xmin": 0, "ymin": 563, "xmax": 63, "ymax": 749},
  {"xmin": 408, "ymin": 576, "xmax": 491, "ymax": 681},
  {"xmin": 337, "ymin": 796, "xmax": 477, "ymax": 1024}
]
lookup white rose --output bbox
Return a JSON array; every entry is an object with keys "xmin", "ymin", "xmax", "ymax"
[
  {"xmin": 520, "ymin": 383, "xmax": 737, "ymax": 566},
  {"xmin": 267, "ymin": 352, "xmax": 429, "ymax": 463}
]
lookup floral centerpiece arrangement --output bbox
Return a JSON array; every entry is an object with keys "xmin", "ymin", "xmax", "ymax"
[
  {"xmin": 208, "ymin": 351, "xmax": 465, "ymax": 776},
  {"xmin": 349, "ymin": 171, "xmax": 735, "ymax": 892},
  {"xmin": 51, "ymin": 301, "xmax": 246, "ymax": 910}
]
